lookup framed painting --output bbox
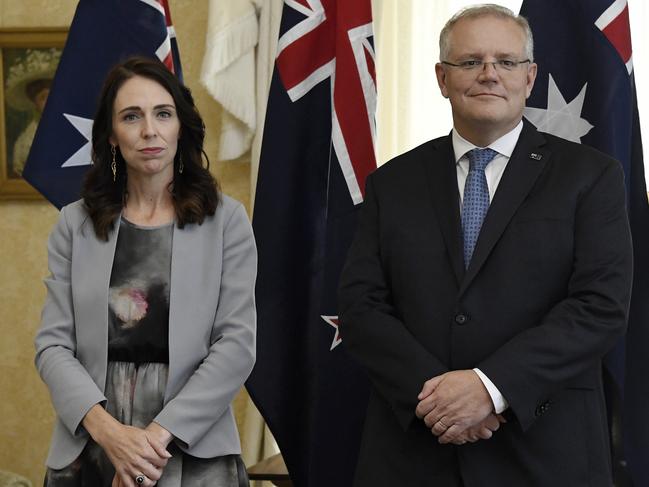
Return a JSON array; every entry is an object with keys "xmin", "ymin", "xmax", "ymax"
[{"xmin": 0, "ymin": 28, "xmax": 67, "ymax": 200}]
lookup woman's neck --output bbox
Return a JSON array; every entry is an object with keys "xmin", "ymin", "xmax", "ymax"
[{"xmin": 123, "ymin": 175, "xmax": 175, "ymax": 226}]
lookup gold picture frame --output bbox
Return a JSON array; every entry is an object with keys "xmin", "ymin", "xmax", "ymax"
[{"xmin": 0, "ymin": 28, "xmax": 67, "ymax": 200}]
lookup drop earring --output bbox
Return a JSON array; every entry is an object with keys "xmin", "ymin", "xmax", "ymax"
[{"xmin": 111, "ymin": 145, "xmax": 117, "ymax": 182}]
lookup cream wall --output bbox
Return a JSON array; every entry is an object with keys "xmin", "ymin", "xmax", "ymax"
[{"xmin": 0, "ymin": 1, "xmax": 251, "ymax": 485}]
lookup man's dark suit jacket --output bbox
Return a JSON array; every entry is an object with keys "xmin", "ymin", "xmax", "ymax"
[{"xmin": 338, "ymin": 123, "xmax": 633, "ymax": 487}]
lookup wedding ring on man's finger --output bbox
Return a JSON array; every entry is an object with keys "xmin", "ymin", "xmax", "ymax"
[{"xmin": 135, "ymin": 474, "xmax": 146, "ymax": 485}]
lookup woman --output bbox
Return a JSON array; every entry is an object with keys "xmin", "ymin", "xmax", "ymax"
[
  {"xmin": 34, "ymin": 57, "xmax": 256, "ymax": 487},
  {"xmin": 5, "ymin": 48, "xmax": 60, "ymax": 175}
]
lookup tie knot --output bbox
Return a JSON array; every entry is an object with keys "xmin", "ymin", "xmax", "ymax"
[{"xmin": 467, "ymin": 148, "xmax": 498, "ymax": 171}]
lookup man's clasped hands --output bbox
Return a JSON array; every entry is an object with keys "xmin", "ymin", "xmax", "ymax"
[{"xmin": 415, "ymin": 369, "xmax": 506, "ymax": 445}]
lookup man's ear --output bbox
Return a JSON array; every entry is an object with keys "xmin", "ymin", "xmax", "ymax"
[
  {"xmin": 525, "ymin": 62, "xmax": 538, "ymax": 98},
  {"xmin": 435, "ymin": 63, "xmax": 449, "ymax": 98}
]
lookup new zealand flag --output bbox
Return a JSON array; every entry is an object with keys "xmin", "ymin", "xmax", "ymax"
[
  {"xmin": 520, "ymin": 1, "xmax": 649, "ymax": 485},
  {"xmin": 22, "ymin": 0, "xmax": 182, "ymax": 209},
  {"xmin": 246, "ymin": 1, "xmax": 376, "ymax": 486}
]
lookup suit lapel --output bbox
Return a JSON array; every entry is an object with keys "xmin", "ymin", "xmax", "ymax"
[
  {"xmin": 423, "ymin": 135, "xmax": 464, "ymax": 285},
  {"xmin": 459, "ymin": 124, "xmax": 549, "ymax": 295}
]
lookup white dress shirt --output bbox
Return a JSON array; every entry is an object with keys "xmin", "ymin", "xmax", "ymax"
[{"xmin": 451, "ymin": 120, "xmax": 524, "ymax": 414}]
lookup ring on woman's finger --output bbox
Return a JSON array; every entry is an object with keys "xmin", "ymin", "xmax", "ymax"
[{"xmin": 135, "ymin": 474, "xmax": 146, "ymax": 485}]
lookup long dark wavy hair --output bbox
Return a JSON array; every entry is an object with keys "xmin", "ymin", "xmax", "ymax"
[{"xmin": 82, "ymin": 56, "xmax": 219, "ymax": 240}]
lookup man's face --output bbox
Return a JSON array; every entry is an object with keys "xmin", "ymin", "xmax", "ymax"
[{"xmin": 435, "ymin": 15, "xmax": 537, "ymax": 143}]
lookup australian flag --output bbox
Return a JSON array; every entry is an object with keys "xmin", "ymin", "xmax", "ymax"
[
  {"xmin": 520, "ymin": 1, "xmax": 649, "ymax": 485},
  {"xmin": 246, "ymin": 1, "xmax": 376, "ymax": 486},
  {"xmin": 22, "ymin": 0, "xmax": 182, "ymax": 209}
]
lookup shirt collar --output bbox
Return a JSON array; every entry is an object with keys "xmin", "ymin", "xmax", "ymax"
[{"xmin": 452, "ymin": 120, "xmax": 524, "ymax": 164}]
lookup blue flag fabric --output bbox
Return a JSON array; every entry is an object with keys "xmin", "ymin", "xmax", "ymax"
[
  {"xmin": 246, "ymin": 1, "xmax": 376, "ymax": 486},
  {"xmin": 520, "ymin": 1, "xmax": 649, "ymax": 484},
  {"xmin": 22, "ymin": 0, "xmax": 182, "ymax": 209}
]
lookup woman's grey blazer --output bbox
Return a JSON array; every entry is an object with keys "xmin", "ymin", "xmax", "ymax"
[{"xmin": 34, "ymin": 196, "xmax": 257, "ymax": 469}]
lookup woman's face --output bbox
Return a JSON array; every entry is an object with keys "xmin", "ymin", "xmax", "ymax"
[
  {"xmin": 109, "ymin": 75, "xmax": 180, "ymax": 180},
  {"xmin": 33, "ymin": 87, "xmax": 50, "ymax": 113}
]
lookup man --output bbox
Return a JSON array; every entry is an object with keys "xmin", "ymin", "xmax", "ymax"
[{"xmin": 338, "ymin": 5, "xmax": 633, "ymax": 486}]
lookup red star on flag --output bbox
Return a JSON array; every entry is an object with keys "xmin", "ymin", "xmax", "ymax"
[{"xmin": 321, "ymin": 315, "xmax": 342, "ymax": 350}]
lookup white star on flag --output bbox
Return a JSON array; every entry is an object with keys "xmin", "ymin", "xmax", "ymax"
[
  {"xmin": 524, "ymin": 74, "xmax": 594, "ymax": 143},
  {"xmin": 321, "ymin": 315, "xmax": 342, "ymax": 351},
  {"xmin": 61, "ymin": 114, "xmax": 94, "ymax": 167}
]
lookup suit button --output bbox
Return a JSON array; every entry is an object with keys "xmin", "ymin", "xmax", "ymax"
[
  {"xmin": 535, "ymin": 401, "xmax": 550, "ymax": 417},
  {"xmin": 454, "ymin": 314, "xmax": 467, "ymax": 325}
]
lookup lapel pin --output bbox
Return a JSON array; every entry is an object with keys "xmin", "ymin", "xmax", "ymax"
[{"xmin": 529, "ymin": 153, "xmax": 543, "ymax": 161}]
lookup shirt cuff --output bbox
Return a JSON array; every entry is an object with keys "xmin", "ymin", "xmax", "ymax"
[{"xmin": 473, "ymin": 368, "xmax": 509, "ymax": 414}]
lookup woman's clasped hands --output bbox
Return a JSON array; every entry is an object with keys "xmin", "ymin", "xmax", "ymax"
[{"xmin": 83, "ymin": 405, "xmax": 172, "ymax": 487}]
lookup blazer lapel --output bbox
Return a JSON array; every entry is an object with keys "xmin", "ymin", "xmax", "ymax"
[
  {"xmin": 166, "ymin": 222, "xmax": 198, "ymax": 403},
  {"xmin": 459, "ymin": 124, "xmax": 550, "ymax": 295},
  {"xmin": 75, "ymin": 216, "xmax": 121, "ymax": 391},
  {"xmin": 423, "ymin": 135, "xmax": 464, "ymax": 285}
]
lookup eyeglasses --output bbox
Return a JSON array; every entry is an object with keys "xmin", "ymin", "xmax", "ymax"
[{"xmin": 441, "ymin": 59, "xmax": 531, "ymax": 73}]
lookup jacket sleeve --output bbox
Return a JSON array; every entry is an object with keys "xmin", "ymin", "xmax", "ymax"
[
  {"xmin": 153, "ymin": 203, "xmax": 257, "ymax": 448},
  {"xmin": 338, "ymin": 174, "xmax": 448, "ymax": 431},
  {"xmin": 34, "ymin": 205, "xmax": 107, "ymax": 437},
  {"xmin": 479, "ymin": 160, "xmax": 633, "ymax": 431}
]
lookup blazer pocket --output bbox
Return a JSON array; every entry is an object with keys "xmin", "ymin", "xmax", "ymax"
[{"xmin": 565, "ymin": 373, "xmax": 598, "ymax": 391}]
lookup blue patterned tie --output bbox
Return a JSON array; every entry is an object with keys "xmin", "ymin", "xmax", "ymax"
[{"xmin": 462, "ymin": 148, "xmax": 498, "ymax": 269}]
